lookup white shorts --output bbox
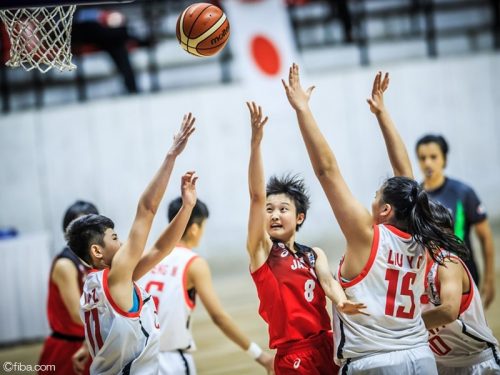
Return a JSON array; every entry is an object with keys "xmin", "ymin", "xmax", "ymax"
[
  {"xmin": 437, "ymin": 358, "xmax": 500, "ymax": 375},
  {"xmin": 340, "ymin": 345, "xmax": 437, "ymax": 375},
  {"xmin": 158, "ymin": 350, "xmax": 197, "ymax": 375}
]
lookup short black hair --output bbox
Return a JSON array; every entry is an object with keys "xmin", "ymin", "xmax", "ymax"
[
  {"xmin": 266, "ymin": 173, "xmax": 310, "ymax": 231},
  {"xmin": 62, "ymin": 200, "xmax": 99, "ymax": 232},
  {"xmin": 168, "ymin": 197, "xmax": 209, "ymax": 236},
  {"xmin": 415, "ymin": 134, "xmax": 449, "ymax": 162},
  {"xmin": 66, "ymin": 214, "xmax": 114, "ymax": 266}
]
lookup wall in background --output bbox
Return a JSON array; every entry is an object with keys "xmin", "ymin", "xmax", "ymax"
[{"xmin": 1, "ymin": 52, "xmax": 499, "ymax": 262}]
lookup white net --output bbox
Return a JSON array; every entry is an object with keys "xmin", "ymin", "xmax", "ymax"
[{"xmin": 0, "ymin": 5, "xmax": 77, "ymax": 73}]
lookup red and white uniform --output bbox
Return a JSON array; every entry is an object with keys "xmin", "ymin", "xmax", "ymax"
[
  {"xmin": 252, "ymin": 240, "xmax": 336, "ymax": 374},
  {"xmin": 423, "ymin": 251, "xmax": 500, "ymax": 372},
  {"xmin": 81, "ymin": 268, "xmax": 160, "ymax": 375},
  {"xmin": 39, "ymin": 247, "xmax": 91, "ymax": 375},
  {"xmin": 333, "ymin": 224, "xmax": 436, "ymax": 373},
  {"xmin": 139, "ymin": 246, "xmax": 199, "ymax": 375}
]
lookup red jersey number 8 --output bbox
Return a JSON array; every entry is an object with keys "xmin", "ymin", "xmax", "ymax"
[{"xmin": 304, "ymin": 279, "xmax": 316, "ymax": 302}]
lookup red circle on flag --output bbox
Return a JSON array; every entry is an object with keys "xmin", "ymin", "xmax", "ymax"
[{"xmin": 250, "ymin": 35, "xmax": 281, "ymax": 76}]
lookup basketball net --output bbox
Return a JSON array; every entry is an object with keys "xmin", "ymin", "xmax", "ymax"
[{"xmin": 0, "ymin": 6, "xmax": 77, "ymax": 73}]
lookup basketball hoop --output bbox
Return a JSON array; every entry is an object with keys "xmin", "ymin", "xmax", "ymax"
[
  {"xmin": 0, "ymin": 1, "xmax": 134, "ymax": 73},
  {"xmin": 0, "ymin": 6, "xmax": 77, "ymax": 73}
]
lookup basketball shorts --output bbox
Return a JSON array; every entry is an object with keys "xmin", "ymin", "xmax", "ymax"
[
  {"xmin": 275, "ymin": 330, "xmax": 339, "ymax": 375},
  {"xmin": 339, "ymin": 345, "xmax": 437, "ymax": 375},
  {"xmin": 38, "ymin": 335, "xmax": 90, "ymax": 375},
  {"xmin": 159, "ymin": 350, "xmax": 197, "ymax": 375},
  {"xmin": 436, "ymin": 349, "xmax": 500, "ymax": 375}
]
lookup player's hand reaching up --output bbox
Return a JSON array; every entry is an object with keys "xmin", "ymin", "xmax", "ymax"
[
  {"xmin": 256, "ymin": 351, "xmax": 275, "ymax": 374},
  {"xmin": 281, "ymin": 63, "xmax": 315, "ymax": 112},
  {"xmin": 246, "ymin": 101, "xmax": 269, "ymax": 146},
  {"xmin": 169, "ymin": 112, "xmax": 196, "ymax": 156},
  {"xmin": 181, "ymin": 171, "xmax": 198, "ymax": 208},
  {"xmin": 337, "ymin": 300, "xmax": 369, "ymax": 316},
  {"xmin": 367, "ymin": 71, "xmax": 390, "ymax": 115}
]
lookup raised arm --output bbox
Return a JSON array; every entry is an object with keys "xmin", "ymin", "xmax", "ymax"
[
  {"xmin": 109, "ymin": 113, "xmax": 196, "ymax": 286},
  {"xmin": 366, "ymin": 72, "xmax": 413, "ymax": 178},
  {"xmin": 133, "ymin": 172, "xmax": 198, "ymax": 280},
  {"xmin": 281, "ymin": 64, "xmax": 372, "ymax": 252},
  {"xmin": 246, "ymin": 102, "xmax": 273, "ymax": 272}
]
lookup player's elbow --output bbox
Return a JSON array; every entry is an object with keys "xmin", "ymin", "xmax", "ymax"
[
  {"xmin": 314, "ymin": 162, "xmax": 335, "ymax": 179},
  {"xmin": 137, "ymin": 199, "xmax": 158, "ymax": 216},
  {"xmin": 439, "ymin": 303, "xmax": 459, "ymax": 324},
  {"xmin": 249, "ymin": 191, "xmax": 266, "ymax": 203}
]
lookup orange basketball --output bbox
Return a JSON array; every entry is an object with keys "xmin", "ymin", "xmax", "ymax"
[{"xmin": 176, "ymin": 3, "xmax": 230, "ymax": 57}]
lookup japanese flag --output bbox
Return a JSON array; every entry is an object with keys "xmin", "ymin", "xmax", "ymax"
[{"xmin": 223, "ymin": 0, "xmax": 300, "ymax": 103}]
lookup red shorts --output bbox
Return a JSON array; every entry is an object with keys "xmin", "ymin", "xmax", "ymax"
[
  {"xmin": 38, "ymin": 335, "xmax": 91, "ymax": 375},
  {"xmin": 274, "ymin": 331, "xmax": 339, "ymax": 374}
]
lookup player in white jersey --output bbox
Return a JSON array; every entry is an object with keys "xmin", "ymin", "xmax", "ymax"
[
  {"xmin": 139, "ymin": 197, "xmax": 274, "ymax": 375},
  {"xmin": 67, "ymin": 113, "xmax": 198, "ymax": 375},
  {"xmin": 282, "ymin": 65, "xmax": 469, "ymax": 374},
  {"xmin": 421, "ymin": 201, "xmax": 500, "ymax": 375}
]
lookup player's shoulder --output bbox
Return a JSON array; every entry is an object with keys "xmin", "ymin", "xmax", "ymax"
[
  {"xmin": 52, "ymin": 256, "xmax": 78, "ymax": 278},
  {"xmin": 83, "ymin": 269, "xmax": 104, "ymax": 289},
  {"xmin": 446, "ymin": 177, "xmax": 475, "ymax": 195}
]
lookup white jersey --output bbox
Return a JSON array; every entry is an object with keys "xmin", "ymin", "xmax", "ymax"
[
  {"xmin": 81, "ymin": 268, "xmax": 160, "ymax": 375},
  {"xmin": 423, "ymin": 251, "xmax": 500, "ymax": 367},
  {"xmin": 139, "ymin": 246, "xmax": 198, "ymax": 352},
  {"xmin": 333, "ymin": 224, "xmax": 429, "ymax": 363}
]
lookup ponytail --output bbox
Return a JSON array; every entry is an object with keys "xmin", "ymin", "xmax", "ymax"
[{"xmin": 382, "ymin": 177, "xmax": 469, "ymax": 264}]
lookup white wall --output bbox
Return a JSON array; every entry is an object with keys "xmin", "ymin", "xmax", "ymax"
[{"xmin": 1, "ymin": 52, "xmax": 499, "ymax": 262}]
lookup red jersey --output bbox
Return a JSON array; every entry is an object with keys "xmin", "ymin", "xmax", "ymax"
[
  {"xmin": 47, "ymin": 247, "xmax": 88, "ymax": 336},
  {"xmin": 251, "ymin": 241, "xmax": 331, "ymax": 349}
]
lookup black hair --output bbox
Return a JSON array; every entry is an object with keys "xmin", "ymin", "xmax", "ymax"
[
  {"xmin": 168, "ymin": 197, "xmax": 209, "ymax": 237},
  {"xmin": 415, "ymin": 134, "xmax": 449, "ymax": 165},
  {"xmin": 65, "ymin": 214, "xmax": 114, "ymax": 266},
  {"xmin": 62, "ymin": 200, "xmax": 99, "ymax": 232},
  {"xmin": 428, "ymin": 201, "xmax": 454, "ymax": 232},
  {"xmin": 381, "ymin": 176, "xmax": 469, "ymax": 263},
  {"xmin": 266, "ymin": 173, "xmax": 310, "ymax": 231}
]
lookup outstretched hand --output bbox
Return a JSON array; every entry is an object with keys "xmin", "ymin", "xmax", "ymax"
[
  {"xmin": 246, "ymin": 101, "xmax": 269, "ymax": 145},
  {"xmin": 169, "ymin": 112, "xmax": 196, "ymax": 156},
  {"xmin": 367, "ymin": 71, "xmax": 390, "ymax": 115},
  {"xmin": 337, "ymin": 300, "xmax": 369, "ymax": 316},
  {"xmin": 181, "ymin": 171, "xmax": 198, "ymax": 208},
  {"xmin": 281, "ymin": 63, "xmax": 315, "ymax": 112}
]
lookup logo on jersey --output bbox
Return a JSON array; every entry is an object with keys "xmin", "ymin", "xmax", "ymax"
[
  {"xmin": 477, "ymin": 204, "xmax": 486, "ymax": 215},
  {"xmin": 291, "ymin": 258, "xmax": 307, "ymax": 270},
  {"xmin": 281, "ymin": 250, "xmax": 288, "ymax": 258},
  {"xmin": 293, "ymin": 358, "xmax": 301, "ymax": 369}
]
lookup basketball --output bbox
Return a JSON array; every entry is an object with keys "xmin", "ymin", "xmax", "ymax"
[{"xmin": 176, "ymin": 3, "xmax": 230, "ymax": 57}]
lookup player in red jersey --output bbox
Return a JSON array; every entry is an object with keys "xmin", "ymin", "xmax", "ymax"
[
  {"xmin": 245, "ymin": 101, "xmax": 366, "ymax": 374},
  {"xmin": 38, "ymin": 201, "xmax": 99, "ymax": 375}
]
